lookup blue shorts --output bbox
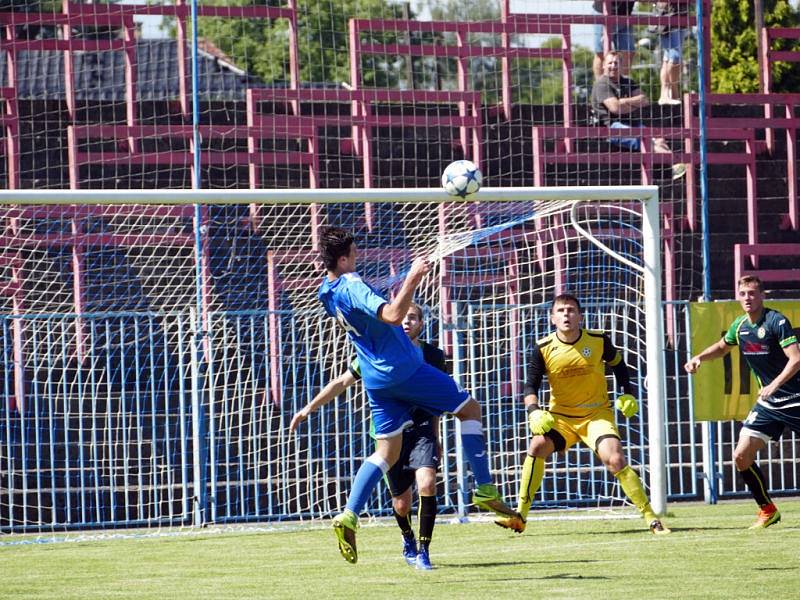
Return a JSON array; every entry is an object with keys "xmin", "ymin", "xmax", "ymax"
[
  {"xmin": 660, "ymin": 29, "xmax": 686, "ymax": 64},
  {"xmin": 593, "ymin": 23, "xmax": 634, "ymax": 54},
  {"xmin": 367, "ymin": 363, "xmax": 471, "ymax": 438},
  {"xmin": 740, "ymin": 402, "xmax": 800, "ymax": 443}
]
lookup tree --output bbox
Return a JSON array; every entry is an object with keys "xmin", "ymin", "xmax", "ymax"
[
  {"xmin": 198, "ymin": 0, "xmax": 406, "ymax": 87},
  {"xmin": 711, "ymin": 0, "xmax": 800, "ymax": 93}
]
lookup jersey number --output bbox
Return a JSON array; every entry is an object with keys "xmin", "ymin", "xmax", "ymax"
[{"xmin": 336, "ymin": 308, "xmax": 360, "ymax": 337}]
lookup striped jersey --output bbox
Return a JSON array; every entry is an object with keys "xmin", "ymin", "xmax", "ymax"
[{"xmin": 724, "ymin": 307, "xmax": 800, "ymax": 409}]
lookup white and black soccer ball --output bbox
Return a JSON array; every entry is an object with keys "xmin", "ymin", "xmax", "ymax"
[{"xmin": 441, "ymin": 160, "xmax": 482, "ymax": 198}]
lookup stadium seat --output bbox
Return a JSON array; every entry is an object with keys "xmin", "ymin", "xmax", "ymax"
[{"xmin": 734, "ymin": 243, "xmax": 800, "ymax": 291}]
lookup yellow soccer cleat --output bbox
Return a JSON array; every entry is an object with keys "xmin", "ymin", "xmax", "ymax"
[
  {"xmin": 472, "ymin": 483, "xmax": 518, "ymax": 518},
  {"xmin": 749, "ymin": 504, "xmax": 781, "ymax": 530},
  {"xmin": 494, "ymin": 514, "xmax": 527, "ymax": 534},
  {"xmin": 332, "ymin": 509, "xmax": 359, "ymax": 563}
]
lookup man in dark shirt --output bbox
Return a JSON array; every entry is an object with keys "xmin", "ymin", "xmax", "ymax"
[
  {"xmin": 591, "ymin": 51, "xmax": 686, "ymax": 180},
  {"xmin": 686, "ymin": 275, "xmax": 800, "ymax": 529}
]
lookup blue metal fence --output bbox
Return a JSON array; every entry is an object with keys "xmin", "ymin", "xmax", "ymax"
[{"xmin": 1, "ymin": 301, "xmax": 798, "ymax": 533}]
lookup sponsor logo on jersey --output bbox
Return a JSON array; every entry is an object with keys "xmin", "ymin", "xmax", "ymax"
[{"xmin": 741, "ymin": 341, "xmax": 770, "ymax": 355}]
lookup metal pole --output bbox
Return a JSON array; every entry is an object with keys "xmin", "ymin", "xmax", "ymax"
[
  {"xmin": 190, "ymin": 0, "xmax": 209, "ymax": 526},
  {"xmin": 450, "ymin": 302, "xmax": 469, "ymax": 522},
  {"xmin": 755, "ymin": 0, "xmax": 765, "ymax": 92},
  {"xmin": 643, "ymin": 190, "xmax": 667, "ymax": 516},
  {"xmin": 696, "ymin": 0, "xmax": 718, "ymax": 504}
]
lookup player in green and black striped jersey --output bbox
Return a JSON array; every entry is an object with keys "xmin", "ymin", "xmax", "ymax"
[{"xmin": 686, "ymin": 275, "xmax": 800, "ymax": 529}]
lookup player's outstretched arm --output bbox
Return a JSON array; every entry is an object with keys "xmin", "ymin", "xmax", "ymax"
[
  {"xmin": 684, "ymin": 337, "xmax": 732, "ymax": 373},
  {"xmin": 379, "ymin": 257, "xmax": 431, "ymax": 325},
  {"xmin": 289, "ymin": 370, "xmax": 357, "ymax": 432}
]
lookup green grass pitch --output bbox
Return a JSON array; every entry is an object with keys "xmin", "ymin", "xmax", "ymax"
[{"xmin": 2, "ymin": 499, "xmax": 799, "ymax": 599}]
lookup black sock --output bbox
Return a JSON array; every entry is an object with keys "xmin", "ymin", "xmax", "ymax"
[
  {"xmin": 741, "ymin": 463, "xmax": 773, "ymax": 508},
  {"xmin": 417, "ymin": 495, "xmax": 436, "ymax": 550},
  {"xmin": 394, "ymin": 509, "xmax": 413, "ymax": 537}
]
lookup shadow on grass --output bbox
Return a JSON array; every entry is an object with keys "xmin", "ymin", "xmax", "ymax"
[
  {"xmin": 438, "ymin": 558, "xmax": 605, "ymax": 569},
  {"xmin": 426, "ymin": 571, "xmax": 611, "ymax": 582}
]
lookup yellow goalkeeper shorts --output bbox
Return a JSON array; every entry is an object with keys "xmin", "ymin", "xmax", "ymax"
[{"xmin": 550, "ymin": 407, "xmax": 621, "ymax": 453}]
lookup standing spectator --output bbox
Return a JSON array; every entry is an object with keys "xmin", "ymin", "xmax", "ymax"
[
  {"xmin": 649, "ymin": 1, "xmax": 690, "ymax": 104},
  {"xmin": 592, "ymin": 0, "xmax": 636, "ymax": 79},
  {"xmin": 591, "ymin": 51, "xmax": 687, "ymax": 180}
]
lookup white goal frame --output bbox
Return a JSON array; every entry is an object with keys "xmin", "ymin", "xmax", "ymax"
[{"xmin": 0, "ymin": 185, "xmax": 667, "ymax": 520}]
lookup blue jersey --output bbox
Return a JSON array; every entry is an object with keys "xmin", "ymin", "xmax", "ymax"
[{"xmin": 318, "ymin": 272, "xmax": 422, "ymax": 389}]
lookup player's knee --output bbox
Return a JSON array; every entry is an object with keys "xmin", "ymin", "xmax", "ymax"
[
  {"xmin": 375, "ymin": 438, "xmax": 402, "ymax": 466},
  {"xmin": 392, "ymin": 495, "xmax": 411, "ymax": 516},
  {"xmin": 605, "ymin": 454, "xmax": 626, "ymax": 473},
  {"xmin": 455, "ymin": 398, "xmax": 481, "ymax": 421},
  {"xmin": 528, "ymin": 436, "xmax": 553, "ymax": 458},
  {"xmin": 733, "ymin": 448, "xmax": 754, "ymax": 471},
  {"xmin": 417, "ymin": 473, "xmax": 437, "ymax": 496}
]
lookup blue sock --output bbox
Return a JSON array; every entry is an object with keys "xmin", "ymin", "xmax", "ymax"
[
  {"xmin": 460, "ymin": 420, "xmax": 491, "ymax": 485},
  {"xmin": 345, "ymin": 454, "xmax": 389, "ymax": 515}
]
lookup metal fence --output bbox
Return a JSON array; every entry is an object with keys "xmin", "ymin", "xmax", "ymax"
[{"xmin": 1, "ymin": 301, "xmax": 798, "ymax": 533}]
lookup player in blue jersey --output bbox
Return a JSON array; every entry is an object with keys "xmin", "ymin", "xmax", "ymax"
[
  {"xmin": 316, "ymin": 226, "xmax": 517, "ymax": 564},
  {"xmin": 685, "ymin": 275, "xmax": 800, "ymax": 528},
  {"xmin": 290, "ymin": 303, "xmax": 444, "ymax": 570}
]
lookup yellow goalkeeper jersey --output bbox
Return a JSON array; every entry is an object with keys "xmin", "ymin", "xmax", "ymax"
[{"xmin": 527, "ymin": 329, "xmax": 622, "ymax": 417}]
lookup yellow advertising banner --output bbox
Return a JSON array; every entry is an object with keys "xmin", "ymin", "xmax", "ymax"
[{"xmin": 690, "ymin": 301, "xmax": 800, "ymax": 421}]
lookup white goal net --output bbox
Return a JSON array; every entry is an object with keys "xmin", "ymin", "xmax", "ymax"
[{"xmin": 0, "ymin": 186, "xmax": 665, "ymax": 534}]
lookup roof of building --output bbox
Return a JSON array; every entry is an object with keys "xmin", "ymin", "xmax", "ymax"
[{"xmin": 1, "ymin": 39, "xmax": 269, "ymax": 101}]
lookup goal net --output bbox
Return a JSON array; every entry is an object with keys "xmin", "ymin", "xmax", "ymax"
[{"xmin": 0, "ymin": 186, "xmax": 665, "ymax": 534}]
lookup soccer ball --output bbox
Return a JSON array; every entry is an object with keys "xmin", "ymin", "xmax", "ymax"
[{"xmin": 441, "ymin": 160, "xmax": 482, "ymax": 198}]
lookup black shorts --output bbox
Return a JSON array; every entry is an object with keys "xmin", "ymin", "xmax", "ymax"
[
  {"xmin": 740, "ymin": 402, "xmax": 800, "ymax": 442},
  {"xmin": 385, "ymin": 425, "xmax": 439, "ymax": 497}
]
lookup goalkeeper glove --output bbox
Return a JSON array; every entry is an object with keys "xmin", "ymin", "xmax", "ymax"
[
  {"xmin": 528, "ymin": 408, "xmax": 555, "ymax": 435},
  {"xmin": 615, "ymin": 394, "xmax": 639, "ymax": 418}
]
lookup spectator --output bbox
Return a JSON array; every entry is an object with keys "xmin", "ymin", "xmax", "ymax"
[
  {"xmin": 591, "ymin": 51, "xmax": 687, "ymax": 180},
  {"xmin": 592, "ymin": 0, "xmax": 636, "ymax": 79},
  {"xmin": 649, "ymin": 1, "xmax": 690, "ymax": 105}
]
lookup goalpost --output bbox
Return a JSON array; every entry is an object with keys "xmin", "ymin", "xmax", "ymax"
[{"xmin": 0, "ymin": 185, "xmax": 666, "ymax": 534}]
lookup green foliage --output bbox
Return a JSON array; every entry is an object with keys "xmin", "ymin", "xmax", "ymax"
[
  {"xmin": 711, "ymin": 0, "xmax": 800, "ymax": 93},
  {"xmin": 198, "ymin": 0, "xmax": 406, "ymax": 86}
]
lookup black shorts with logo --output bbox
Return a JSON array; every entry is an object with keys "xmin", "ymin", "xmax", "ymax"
[
  {"xmin": 741, "ymin": 401, "xmax": 800, "ymax": 442},
  {"xmin": 385, "ymin": 422, "xmax": 438, "ymax": 497}
]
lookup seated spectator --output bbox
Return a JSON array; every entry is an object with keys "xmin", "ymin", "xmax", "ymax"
[
  {"xmin": 592, "ymin": 0, "xmax": 636, "ymax": 79},
  {"xmin": 590, "ymin": 51, "xmax": 686, "ymax": 180},
  {"xmin": 649, "ymin": 1, "xmax": 690, "ymax": 105}
]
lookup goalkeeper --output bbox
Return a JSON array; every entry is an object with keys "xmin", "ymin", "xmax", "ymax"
[{"xmin": 496, "ymin": 294, "xmax": 670, "ymax": 535}]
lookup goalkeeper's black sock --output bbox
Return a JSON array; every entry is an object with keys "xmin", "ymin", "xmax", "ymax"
[
  {"xmin": 741, "ymin": 463, "xmax": 773, "ymax": 508},
  {"xmin": 417, "ymin": 495, "xmax": 437, "ymax": 550},
  {"xmin": 394, "ymin": 509, "xmax": 414, "ymax": 536}
]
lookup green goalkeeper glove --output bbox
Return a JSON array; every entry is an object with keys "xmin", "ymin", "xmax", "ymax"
[
  {"xmin": 528, "ymin": 408, "xmax": 555, "ymax": 435},
  {"xmin": 615, "ymin": 394, "xmax": 639, "ymax": 418}
]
